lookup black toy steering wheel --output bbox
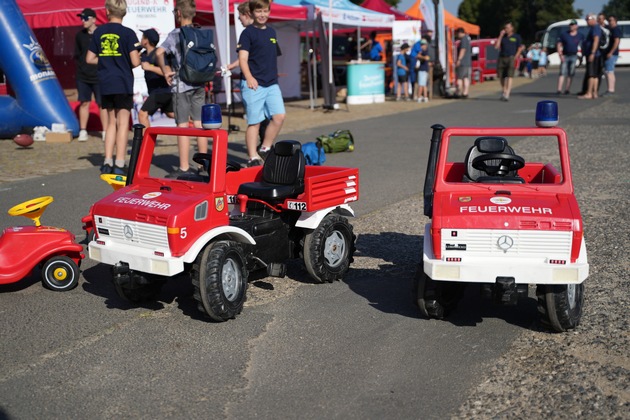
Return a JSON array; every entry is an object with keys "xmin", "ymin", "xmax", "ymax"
[
  {"xmin": 226, "ymin": 160, "xmax": 242, "ymax": 172},
  {"xmin": 472, "ymin": 153, "xmax": 525, "ymax": 176},
  {"xmin": 193, "ymin": 152, "xmax": 242, "ymax": 173},
  {"xmin": 193, "ymin": 153, "xmax": 211, "ymax": 173}
]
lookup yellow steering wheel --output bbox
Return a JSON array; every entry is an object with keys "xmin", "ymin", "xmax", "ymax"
[
  {"xmin": 7, "ymin": 196, "xmax": 54, "ymax": 227},
  {"xmin": 100, "ymin": 174, "xmax": 127, "ymax": 191}
]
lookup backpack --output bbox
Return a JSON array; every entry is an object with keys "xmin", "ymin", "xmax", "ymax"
[
  {"xmin": 178, "ymin": 26, "xmax": 217, "ymax": 85},
  {"xmin": 317, "ymin": 130, "xmax": 355, "ymax": 153},
  {"xmin": 599, "ymin": 26, "xmax": 610, "ymax": 51},
  {"xmin": 302, "ymin": 140, "xmax": 326, "ymax": 165}
]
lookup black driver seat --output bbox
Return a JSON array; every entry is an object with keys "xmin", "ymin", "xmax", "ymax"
[
  {"xmin": 463, "ymin": 136, "xmax": 524, "ymax": 184},
  {"xmin": 237, "ymin": 140, "xmax": 306, "ymax": 203}
]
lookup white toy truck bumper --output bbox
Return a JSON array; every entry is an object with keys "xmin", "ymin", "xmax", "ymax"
[
  {"xmin": 423, "ymin": 225, "xmax": 589, "ymax": 284},
  {"xmin": 89, "ymin": 240, "xmax": 184, "ymax": 277}
]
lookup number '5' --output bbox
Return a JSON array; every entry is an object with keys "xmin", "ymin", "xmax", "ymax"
[{"xmin": 180, "ymin": 227, "xmax": 187, "ymax": 239}]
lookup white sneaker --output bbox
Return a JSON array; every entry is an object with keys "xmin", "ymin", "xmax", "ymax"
[
  {"xmin": 424, "ymin": 97, "xmax": 429, "ymax": 103},
  {"xmin": 78, "ymin": 130, "xmax": 88, "ymax": 142}
]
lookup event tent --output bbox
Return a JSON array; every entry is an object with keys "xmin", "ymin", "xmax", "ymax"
[
  {"xmin": 404, "ymin": 0, "xmax": 479, "ymax": 35},
  {"xmin": 18, "ymin": 0, "xmax": 309, "ymax": 28},
  {"xmin": 16, "ymin": 0, "xmax": 308, "ymax": 98},
  {"xmin": 405, "ymin": 0, "xmax": 481, "ymax": 36},
  {"xmin": 360, "ymin": 0, "xmax": 412, "ymax": 21},
  {"xmin": 276, "ymin": 0, "xmax": 395, "ymax": 28}
]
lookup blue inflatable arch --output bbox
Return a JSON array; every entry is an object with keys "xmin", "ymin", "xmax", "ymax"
[{"xmin": 0, "ymin": 0, "xmax": 79, "ymax": 138}]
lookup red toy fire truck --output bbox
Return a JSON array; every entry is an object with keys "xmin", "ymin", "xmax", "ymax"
[
  {"xmin": 84, "ymin": 126, "xmax": 359, "ymax": 321},
  {"xmin": 417, "ymin": 102, "xmax": 589, "ymax": 332}
]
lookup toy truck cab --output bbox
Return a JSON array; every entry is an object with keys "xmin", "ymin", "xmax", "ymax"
[
  {"xmin": 87, "ymin": 126, "xmax": 359, "ymax": 321},
  {"xmin": 417, "ymin": 105, "xmax": 588, "ymax": 332}
]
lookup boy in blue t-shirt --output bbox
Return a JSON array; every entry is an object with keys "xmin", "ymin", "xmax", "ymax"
[
  {"xmin": 238, "ymin": 0, "xmax": 285, "ymax": 167},
  {"xmin": 395, "ymin": 43, "xmax": 411, "ymax": 101},
  {"xmin": 87, "ymin": 0, "xmax": 141, "ymax": 175}
]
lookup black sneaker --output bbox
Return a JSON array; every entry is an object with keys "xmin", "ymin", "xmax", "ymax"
[
  {"xmin": 247, "ymin": 157, "xmax": 263, "ymax": 167},
  {"xmin": 165, "ymin": 167, "xmax": 196, "ymax": 179},
  {"xmin": 100, "ymin": 163, "xmax": 113, "ymax": 174},
  {"xmin": 113, "ymin": 166, "xmax": 126, "ymax": 176},
  {"xmin": 258, "ymin": 148, "xmax": 270, "ymax": 161}
]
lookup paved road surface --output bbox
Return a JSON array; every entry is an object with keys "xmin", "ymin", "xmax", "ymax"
[{"xmin": 0, "ymin": 69, "xmax": 628, "ymax": 418}]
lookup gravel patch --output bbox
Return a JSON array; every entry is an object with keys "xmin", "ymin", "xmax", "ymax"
[{"xmin": 453, "ymin": 99, "xmax": 630, "ymax": 419}]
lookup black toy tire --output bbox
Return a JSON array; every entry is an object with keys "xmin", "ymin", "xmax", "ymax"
[
  {"xmin": 192, "ymin": 241, "xmax": 248, "ymax": 322},
  {"xmin": 303, "ymin": 214, "xmax": 355, "ymax": 283},
  {"xmin": 536, "ymin": 283, "xmax": 584, "ymax": 332},
  {"xmin": 414, "ymin": 267, "xmax": 464, "ymax": 319},
  {"xmin": 41, "ymin": 256, "xmax": 80, "ymax": 291},
  {"xmin": 113, "ymin": 272, "xmax": 166, "ymax": 303}
]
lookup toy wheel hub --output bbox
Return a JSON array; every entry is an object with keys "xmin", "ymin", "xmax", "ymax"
[
  {"xmin": 53, "ymin": 267, "xmax": 69, "ymax": 281},
  {"xmin": 324, "ymin": 230, "xmax": 345, "ymax": 268},
  {"xmin": 222, "ymin": 258, "xmax": 242, "ymax": 302}
]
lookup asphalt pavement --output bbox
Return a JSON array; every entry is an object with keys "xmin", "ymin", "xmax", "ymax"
[{"xmin": 0, "ymin": 68, "xmax": 628, "ymax": 419}]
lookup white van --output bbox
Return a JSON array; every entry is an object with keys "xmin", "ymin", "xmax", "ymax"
[{"xmin": 542, "ymin": 18, "xmax": 630, "ymax": 66}]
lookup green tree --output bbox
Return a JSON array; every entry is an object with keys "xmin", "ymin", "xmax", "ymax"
[
  {"xmin": 602, "ymin": 0, "xmax": 630, "ymax": 18},
  {"xmin": 457, "ymin": 0, "xmax": 580, "ymax": 41}
]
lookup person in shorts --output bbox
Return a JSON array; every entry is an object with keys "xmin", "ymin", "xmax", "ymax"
[
  {"xmin": 156, "ymin": 0, "xmax": 209, "ymax": 178},
  {"xmin": 455, "ymin": 27, "xmax": 471, "ymax": 98},
  {"xmin": 138, "ymin": 28, "xmax": 174, "ymax": 129},
  {"xmin": 556, "ymin": 19, "xmax": 584, "ymax": 94},
  {"xmin": 238, "ymin": 0, "xmax": 286, "ymax": 167},
  {"xmin": 86, "ymin": 0, "xmax": 141, "ymax": 175},
  {"xmin": 74, "ymin": 8, "xmax": 107, "ymax": 141},
  {"xmin": 415, "ymin": 40, "xmax": 430, "ymax": 103},
  {"xmin": 395, "ymin": 43, "xmax": 411, "ymax": 101},
  {"xmin": 602, "ymin": 15, "xmax": 621, "ymax": 96},
  {"xmin": 578, "ymin": 13, "xmax": 602, "ymax": 99},
  {"xmin": 494, "ymin": 22, "xmax": 523, "ymax": 101}
]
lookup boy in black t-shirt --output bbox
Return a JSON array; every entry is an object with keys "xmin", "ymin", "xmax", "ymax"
[
  {"xmin": 138, "ymin": 28, "xmax": 174, "ymax": 129},
  {"xmin": 238, "ymin": 0, "xmax": 285, "ymax": 167},
  {"xmin": 87, "ymin": 0, "xmax": 141, "ymax": 175}
]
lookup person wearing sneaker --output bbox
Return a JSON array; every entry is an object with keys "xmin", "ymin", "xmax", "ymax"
[
  {"xmin": 415, "ymin": 40, "xmax": 430, "ymax": 103},
  {"xmin": 156, "ymin": 0, "xmax": 209, "ymax": 176},
  {"xmin": 238, "ymin": 0, "xmax": 286, "ymax": 168},
  {"xmin": 86, "ymin": 0, "xmax": 141, "ymax": 175},
  {"xmin": 495, "ymin": 22, "xmax": 523, "ymax": 102},
  {"xmin": 74, "ymin": 8, "xmax": 108, "ymax": 142}
]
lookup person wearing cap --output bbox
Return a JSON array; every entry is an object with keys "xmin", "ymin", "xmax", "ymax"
[
  {"xmin": 556, "ymin": 19, "xmax": 585, "ymax": 95},
  {"xmin": 415, "ymin": 39, "xmax": 431, "ymax": 103},
  {"xmin": 73, "ymin": 8, "xmax": 108, "ymax": 141},
  {"xmin": 578, "ymin": 13, "xmax": 602, "ymax": 99},
  {"xmin": 138, "ymin": 28, "xmax": 174, "ymax": 129},
  {"xmin": 395, "ymin": 43, "xmax": 411, "ymax": 101}
]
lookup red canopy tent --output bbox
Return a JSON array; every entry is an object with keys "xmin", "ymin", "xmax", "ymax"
[
  {"xmin": 195, "ymin": 0, "xmax": 308, "ymax": 24},
  {"xmin": 360, "ymin": 0, "xmax": 412, "ymax": 21}
]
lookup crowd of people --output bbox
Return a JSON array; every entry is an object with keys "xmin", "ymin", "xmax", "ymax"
[
  {"xmin": 74, "ymin": 1, "xmax": 622, "ymax": 175},
  {"xmin": 74, "ymin": 0, "xmax": 285, "ymax": 176}
]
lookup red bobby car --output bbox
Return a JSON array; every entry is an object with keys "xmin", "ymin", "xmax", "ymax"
[{"xmin": 0, "ymin": 196, "xmax": 84, "ymax": 291}]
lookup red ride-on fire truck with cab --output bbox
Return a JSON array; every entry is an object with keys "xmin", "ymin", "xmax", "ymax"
[
  {"xmin": 417, "ymin": 102, "xmax": 589, "ymax": 332},
  {"xmin": 84, "ymin": 125, "xmax": 359, "ymax": 321}
]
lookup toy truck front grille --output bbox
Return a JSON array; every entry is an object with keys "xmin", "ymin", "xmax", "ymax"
[
  {"xmin": 95, "ymin": 216, "xmax": 169, "ymax": 249},
  {"xmin": 442, "ymin": 229, "xmax": 573, "ymax": 258}
]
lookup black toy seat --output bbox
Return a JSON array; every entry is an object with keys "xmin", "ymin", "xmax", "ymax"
[
  {"xmin": 463, "ymin": 136, "xmax": 524, "ymax": 184},
  {"xmin": 238, "ymin": 140, "xmax": 306, "ymax": 203}
]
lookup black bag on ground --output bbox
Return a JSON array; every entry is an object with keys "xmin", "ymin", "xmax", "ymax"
[
  {"xmin": 317, "ymin": 130, "xmax": 355, "ymax": 153},
  {"xmin": 179, "ymin": 26, "xmax": 217, "ymax": 85}
]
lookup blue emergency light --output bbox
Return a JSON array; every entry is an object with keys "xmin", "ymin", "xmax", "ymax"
[
  {"xmin": 535, "ymin": 100, "xmax": 558, "ymax": 127},
  {"xmin": 202, "ymin": 103, "xmax": 222, "ymax": 129}
]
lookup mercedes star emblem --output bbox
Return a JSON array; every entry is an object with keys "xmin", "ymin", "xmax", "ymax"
[
  {"xmin": 123, "ymin": 225, "xmax": 134, "ymax": 239},
  {"xmin": 497, "ymin": 235, "xmax": 514, "ymax": 252}
]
